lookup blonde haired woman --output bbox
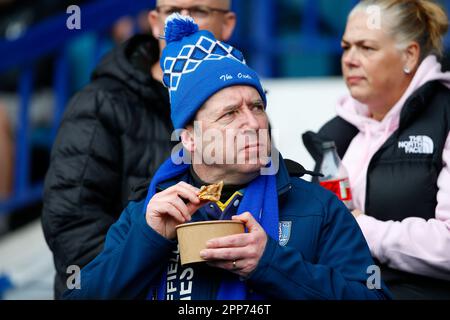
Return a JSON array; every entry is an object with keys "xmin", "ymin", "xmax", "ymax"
[{"xmin": 307, "ymin": 0, "xmax": 450, "ymax": 299}]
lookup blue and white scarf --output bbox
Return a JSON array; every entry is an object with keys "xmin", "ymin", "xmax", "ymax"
[{"xmin": 143, "ymin": 155, "xmax": 279, "ymax": 300}]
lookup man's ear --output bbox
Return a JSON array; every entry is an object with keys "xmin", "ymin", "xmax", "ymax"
[
  {"xmin": 221, "ymin": 12, "xmax": 236, "ymax": 41},
  {"xmin": 181, "ymin": 127, "xmax": 195, "ymax": 153},
  {"xmin": 403, "ymin": 41, "xmax": 421, "ymax": 73},
  {"xmin": 148, "ymin": 10, "xmax": 162, "ymax": 40}
]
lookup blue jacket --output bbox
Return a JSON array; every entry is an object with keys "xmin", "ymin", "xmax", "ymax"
[{"xmin": 64, "ymin": 160, "xmax": 391, "ymax": 300}]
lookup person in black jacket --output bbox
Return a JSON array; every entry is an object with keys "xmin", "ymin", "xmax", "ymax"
[
  {"xmin": 42, "ymin": 0, "xmax": 237, "ymax": 299},
  {"xmin": 303, "ymin": 0, "xmax": 450, "ymax": 299}
]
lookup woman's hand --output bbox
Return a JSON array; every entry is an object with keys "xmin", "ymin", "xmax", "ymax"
[{"xmin": 352, "ymin": 209, "xmax": 364, "ymax": 218}]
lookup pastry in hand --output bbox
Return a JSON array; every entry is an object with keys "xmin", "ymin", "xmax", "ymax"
[{"xmin": 198, "ymin": 181, "xmax": 224, "ymax": 202}]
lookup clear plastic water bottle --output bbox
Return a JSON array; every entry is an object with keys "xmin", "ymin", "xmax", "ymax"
[{"xmin": 318, "ymin": 141, "xmax": 354, "ymax": 210}]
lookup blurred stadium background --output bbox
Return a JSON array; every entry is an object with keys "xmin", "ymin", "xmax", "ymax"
[{"xmin": 0, "ymin": 0, "xmax": 449, "ymax": 299}]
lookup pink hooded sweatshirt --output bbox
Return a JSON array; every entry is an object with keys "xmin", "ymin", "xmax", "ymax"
[{"xmin": 336, "ymin": 55, "xmax": 450, "ymax": 281}]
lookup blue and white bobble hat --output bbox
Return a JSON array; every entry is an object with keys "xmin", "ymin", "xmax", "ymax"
[{"xmin": 161, "ymin": 13, "xmax": 267, "ymax": 129}]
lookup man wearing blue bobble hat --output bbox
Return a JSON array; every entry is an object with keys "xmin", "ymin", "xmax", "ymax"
[
  {"xmin": 43, "ymin": 0, "xmax": 237, "ymax": 300},
  {"xmin": 64, "ymin": 15, "xmax": 391, "ymax": 300}
]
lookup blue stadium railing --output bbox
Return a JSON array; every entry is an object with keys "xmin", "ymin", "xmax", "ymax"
[
  {"xmin": 0, "ymin": 0, "xmax": 156, "ymax": 214},
  {"xmin": 0, "ymin": 0, "xmax": 449, "ymax": 214},
  {"xmin": 236, "ymin": 0, "xmax": 450, "ymax": 77}
]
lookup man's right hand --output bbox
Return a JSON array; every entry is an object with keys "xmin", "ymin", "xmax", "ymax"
[{"xmin": 145, "ymin": 182, "xmax": 203, "ymax": 239}]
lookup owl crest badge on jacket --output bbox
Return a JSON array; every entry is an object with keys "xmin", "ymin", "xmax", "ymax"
[{"xmin": 279, "ymin": 221, "xmax": 292, "ymax": 246}]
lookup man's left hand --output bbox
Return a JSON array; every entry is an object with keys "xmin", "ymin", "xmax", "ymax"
[{"xmin": 200, "ymin": 212, "xmax": 267, "ymax": 278}]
